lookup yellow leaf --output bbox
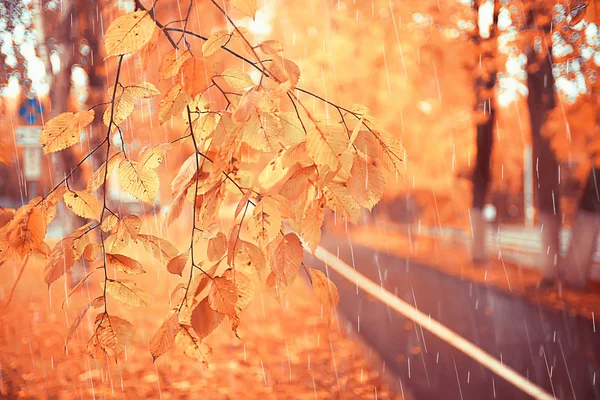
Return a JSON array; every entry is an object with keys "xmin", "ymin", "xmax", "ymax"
[
  {"xmin": 104, "ymin": 11, "xmax": 155, "ymax": 58},
  {"xmin": 269, "ymin": 58, "xmax": 300, "ymax": 89},
  {"xmin": 247, "ymin": 198, "xmax": 282, "ymax": 248},
  {"xmin": 232, "ymin": 90, "xmax": 260, "ymax": 123},
  {"xmin": 63, "ymin": 190, "xmax": 101, "ymax": 220},
  {"xmin": 7, "ymin": 204, "xmax": 45, "ymax": 257},
  {"xmin": 192, "ymin": 112, "xmax": 217, "ymax": 142},
  {"xmin": 324, "ymin": 182, "xmax": 361, "ymax": 224},
  {"xmin": 208, "ymin": 276, "xmax": 237, "ymax": 317},
  {"xmin": 196, "ymin": 185, "xmax": 224, "ymax": 230},
  {"xmin": 104, "ymin": 85, "xmax": 134, "ymax": 127},
  {"xmin": 126, "ymin": 81, "xmax": 160, "ymax": 99},
  {"xmin": 107, "ymin": 253, "xmax": 146, "ymax": 274},
  {"xmin": 87, "ymin": 313, "xmax": 135, "ymax": 359},
  {"xmin": 207, "ymin": 232, "xmax": 228, "ymax": 262},
  {"xmin": 281, "ymin": 142, "xmax": 309, "ymax": 168},
  {"xmin": 40, "ymin": 111, "xmax": 94, "ymax": 154},
  {"xmin": 234, "ymin": 189, "xmax": 253, "ymax": 220},
  {"xmin": 159, "ymin": 83, "xmax": 191, "ymax": 124},
  {"xmin": 171, "ymin": 154, "xmax": 198, "ymax": 198},
  {"xmin": 306, "ymin": 266, "xmax": 339, "ymax": 322},
  {"xmin": 230, "ymin": 0, "xmax": 258, "ymax": 18},
  {"xmin": 138, "ymin": 143, "xmax": 171, "ymax": 171},
  {"xmin": 112, "ymin": 214, "xmax": 143, "ymax": 243},
  {"xmin": 306, "ymin": 126, "xmax": 344, "ymax": 171},
  {"xmin": 300, "ymin": 198, "xmax": 325, "ymax": 253},
  {"xmin": 259, "ymin": 40, "xmax": 283, "ymax": 54},
  {"xmin": 270, "ymin": 232, "xmax": 303, "ymax": 289},
  {"xmin": 167, "ymin": 251, "xmax": 189, "ymax": 276},
  {"xmin": 175, "ymin": 325, "xmax": 212, "ymax": 364},
  {"xmin": 103, "ymin": 279, "xmax": 149, "ymax": 307},
  {"xmin": 160, "ymin": 49, "xmax": 192, "ymax": 79},
  {"xmin": 0, "ymin": 139, "xmax": 11, "ymax": 164},
  {"xmin": 278, "ymin": 165, "xmax": 317, "ymax": 201},
  {"xmin": 66, "ymin": 296, "xmax": 104, "ymax": 347},
  {"xmin": 347, "ymin": 154, "xmax": 385, "ymax": 210},
  {"xmin": 83, "ymin": 243, "xmax": 101, "ymax": 262},
  {"xmin": 117, "ymin": 160, "xmax": 159, "ymax": 204},
  {"xmin": 223, "ymin": 268, "xmax": 255, "ymax": 313},
  {"xmin": 87, "ymin": 152, "xmax": 125, "ymax": 192},
  {"xmin": 139, "ymin": 234, "xmax": 178, "ymax": 265},
  {"xmin": 221, "ymin": 68, "xmax": 254, "ymax": 90},
  {"xmin": 101, "ymin": 214, "xmax": 119, "ymax": 232},
  {"xmin": 202, "ymin": 30, "xmax": 230, "ymax": 57},
  {"xmin": 150, "ymin": 312, "xmax": 179, "ymax": 361},
  {"xmin": 233, "ymin": 240, "xmax": 266, "ymax": 275},
  {"xmin": 43, "ymin": 237, "xmax": 76, "ymax": 285},
  {"xmin": 279, "ymin": 112, "xmax": 305, "ymax": 145},
  {"xmin": 180, "ymin": 57, "xmax": 212, "ymax": 97},
  {"xmin": 191, "ymin": 299, "xmax": 225, "ymax": 340}
]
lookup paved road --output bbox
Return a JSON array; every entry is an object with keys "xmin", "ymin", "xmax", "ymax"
[{"xmin": 305, "ymin": 233, "xmax": 600, "ymax": 400}]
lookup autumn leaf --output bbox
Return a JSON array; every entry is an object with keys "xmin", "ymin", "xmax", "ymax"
[
  {"xmin": 160, "ymin": 49, "xmax": 192, "ymax": 79},
  {"xmin": 191, "ymin": 299, "xmax": 225, "ymax": 340},
  {"xmin": 104, "ymin": 85, "xmax": 134, "ymax": 126},
  {"xmin": 104, "ymin": 11, "xmax": 156, "ymax": 58},
  {"xmin": 221, "ymin": 68, "xmax": 254, "ymax": 90},
  {"xmin": 247, "ymin": 198, "xmax": 282, "ymax": 248},
  {"xmin": 103, "ymin": 279, "xmax": 149, "ymax": 307},
  {"xmin": 306, "ymin": 126, "xmax": 343, "ymax": 171},
  {"xmin": 44, "ymin": 237, "xmax": 77, "ymax": 285},
  {"xmin": 259, "ymin": 40, "xmax": 283, "ymax": 55},
  {"xmin": 7, "ymin": 204, "xmax": 45, "ymax": 257},
  {"xmin": 230, "ymin": 0, "xmax": 258, "ymax": 18},
  {"xmin": 159, "ymin": 83, "xmax": 191, "ymax": 124},
  {"xmin": 323, "ymin": 182, "xmax": 361, "ymax": 224},
  {"xmin": 107, "ymin": 253, "xmax": 146, "ymax": 275},
  {"xmin": 139, "ymin": 234, "xmax": 178, "ymax": 265},
  {"xmin": 66, "ymin": 296, "xmax": 104, "ymax": 347},
  {"xmin": 118, "ymin": 160, "xmax": 159, "ymax": 204},
  {"xmin": 40, "ymin": 111, "xmax": 94, "ymax": 154},
  {"xmin": 223, "ymin": 269, "xmax": 255, "ymax": 313},
  {"xmin": 83, "ymin": 243, "xmax": 101, "ymax": 262},
  {"xmin": 150, "ymin": 312, "xmax": 179, "ymax": 361},
  {"xmin": 126, "ymin": 82, "xmax": 161, "ymax": 99},
  {"xmin": 347, "ymin": 154, "xmax": 385, "ymax": 210},
  {"xmin": 306, "ymin": 266, "xmax": 339, "ymax": 322},
  {"xmin": 232, "ymin": 89, "xmax": 260, "ymax": 123},
  {"xmin": 207, "ymin": 232, "xmax": 228, "ymax": 262},
  {"xmin": 271, "ymin": 233, "xmax": 303, "ymax": 288},
  {"xmin": 175, "ymin": 325, "xmax": 212, "ymax": 365},
  {"xmin": 269, "ymin": 58, "xmax": 300, "ymax": 89},
  {"xmin": 208, "ymin": 276, "xmax": 237, "ymax": 317},
  {"xmin": 63, "ymin": 190, "xmax": 102, "ymax": 220},
  {"xmin": 167, "ymin": 251, "xmax": 189, "ymax": 276},
  {"xmin": 138, "ymin": 143, "xmax": 171, "ymax": 171},
  {"xmin": 300, "ymin": 197, "xmax": 325, "ymax": 253},
  {"xmin": 181, "ymin": 57, "xmax": 212, "ymax": 97},
  {"xmin": 88, "ymin": 152, "xmax": 125, "ymax": 192},
  {"xmin": 87, "ymin": 313, "xmax": 135, "ymax": 359},
  {"xmin": 202, "ymin": 30, "xmax": 230, "ymax": 57}
]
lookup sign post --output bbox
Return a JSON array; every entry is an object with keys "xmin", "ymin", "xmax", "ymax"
[{"xmin": 16, "ymin": 96, "xmax": 44, "ymax": 199}]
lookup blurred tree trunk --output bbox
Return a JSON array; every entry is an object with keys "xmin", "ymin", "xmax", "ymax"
[
  {"xmin": 470, "ymin": 0, "xmax": 498, "ymax": 263},
  {"xmin": 526, "ymin": 32, "xmax": 562, "ymax": 282}
]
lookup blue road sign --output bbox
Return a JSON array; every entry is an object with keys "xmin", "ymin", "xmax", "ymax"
[{"xmin": 18, "ymin": 98, "xmax": 44, "ymax": 125}]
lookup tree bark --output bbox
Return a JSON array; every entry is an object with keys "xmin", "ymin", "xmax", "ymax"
[
  {"xmin": 527, "ymin": 44, "xmax": 561, "ymax": 281},
  {"xmin": 470, "ymin": 0, "xmax": 497, "ymax": 263}
]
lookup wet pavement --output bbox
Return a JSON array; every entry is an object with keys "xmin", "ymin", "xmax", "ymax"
[{"xmin": 306, "ymin": 233, "xmax": 600, "ymax": 400}]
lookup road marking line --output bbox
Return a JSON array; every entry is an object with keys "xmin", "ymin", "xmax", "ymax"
[{"xmin": 313, "ymin": 245, "xmax": 555, "ymax": 400}]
